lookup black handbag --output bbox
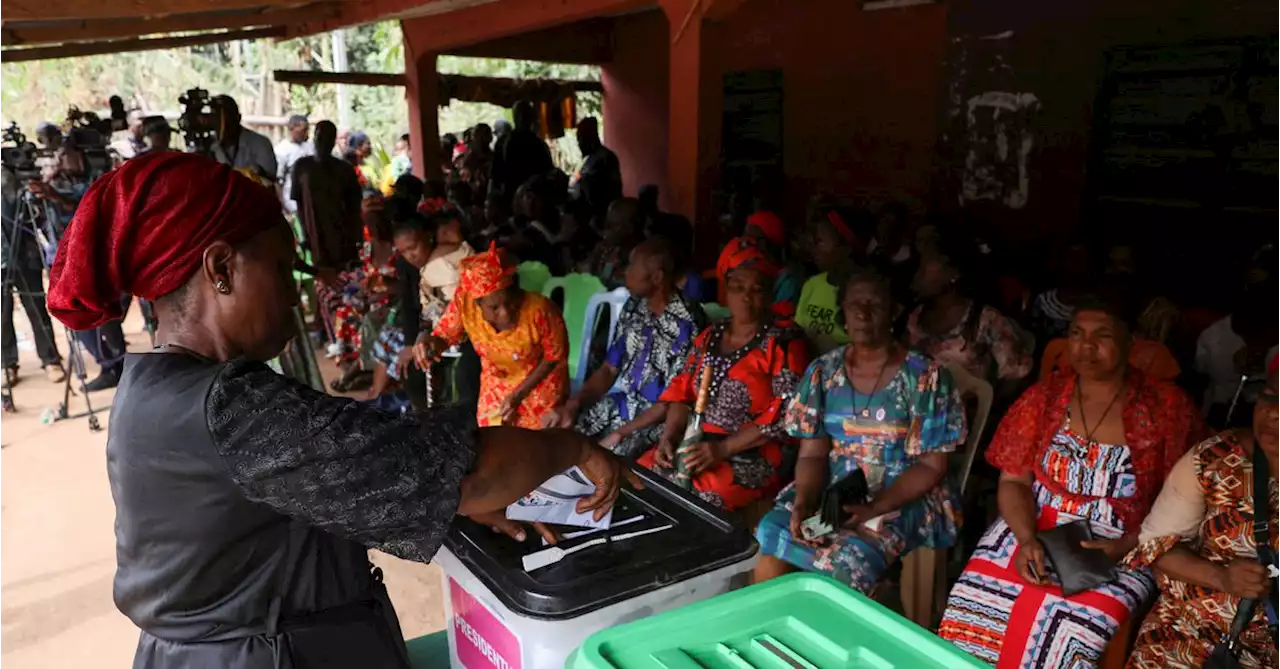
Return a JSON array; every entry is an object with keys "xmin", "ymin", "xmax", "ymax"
[
  {"xmin": 1204, "ymin": 443, "xmax": 1276, "ymax": 669},
  {"xmin": 818, "ymin": 468, "xmax": 869, "ymax": 530},
  {"xmin": 1037, "ymin": 519, "xmax": 1118, "ymax": 596}
]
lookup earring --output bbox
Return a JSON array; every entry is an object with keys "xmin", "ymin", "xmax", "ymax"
[{"xmin": 215, "ymin": 280, "xmax": 230, "ymax": 294}]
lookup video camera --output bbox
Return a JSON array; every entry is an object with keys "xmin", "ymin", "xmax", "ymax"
[
  {"xmin": 178, "ymin": 88, "xmax": 218, "ymax": 155},
  {"xmin": 0, "ymin": 123, "xmax": 41, "ymax": 182},
  {"xmin": 64, "ymin": 95, "xmax": 127, "ymax": 178}
]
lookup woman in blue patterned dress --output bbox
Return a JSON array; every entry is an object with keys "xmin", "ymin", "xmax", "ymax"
[{"xmin": 753, "ymin": 265, "xmax": 967, "ymax": 592}]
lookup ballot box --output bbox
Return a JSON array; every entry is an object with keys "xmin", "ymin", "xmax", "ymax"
[{"xmin": 434, "ymin": 465, "xmax": 760, "ymax": 669}]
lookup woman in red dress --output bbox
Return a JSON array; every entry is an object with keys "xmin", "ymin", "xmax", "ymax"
[{"xmin": 636, "ymin": 244, "xmax": 810, "ymax": 511}]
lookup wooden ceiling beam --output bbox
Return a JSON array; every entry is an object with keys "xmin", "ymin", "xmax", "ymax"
[
  {"xmin": 273, "ymin": 69, "xmax": 605, "ymax": 94},
  {"xmin": 1, "ymin": 4, "xmax": 338, "ymax": 47},
  {"xmin": 0, "ymin": 0, "xmax": 351, "ymax": 23},
  {"xmin": 0, "ymin": 26, "xmax": 286, "ymax": 62}
]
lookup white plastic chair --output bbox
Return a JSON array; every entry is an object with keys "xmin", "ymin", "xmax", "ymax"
[
  {"xmin": 573, "ymin": 287, "xmax": 630, "ymax": 390},
  {"xmin": 900, "ymin": 362, "xmax": 994, "ymax": 629}
]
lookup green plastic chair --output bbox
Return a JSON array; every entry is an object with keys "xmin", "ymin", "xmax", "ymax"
[
  {"xmin": 516, "ymin": 261, "xmax": 552, "ymax": 294},
  {"xmin": 542, "ymin": 273, "xmax": 606, "ymax": 381},
  {"xmin": 702, "ymin": 301, "xmax": 731, "ymax": 322}
]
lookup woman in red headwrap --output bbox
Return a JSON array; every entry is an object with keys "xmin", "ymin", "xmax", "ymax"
[
  {"xmin": 635, "ymin": 244, "xmax": 810, "ymax": 511},
  {"xmin": 47, "ymin": 153, "xmax": 625, "ymax": 669},
  {"xmin": 414, "ymin": 242, "xmax": 570, "ymax": 428},
  {"xmin": 714, "ymin": 210, "xmax": 802, "ymax": 316}
]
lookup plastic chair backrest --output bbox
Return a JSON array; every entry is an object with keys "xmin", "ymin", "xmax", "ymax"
[
  {"xmin": 574, "ymin": 287, "xmax": 631, "ymax": 388},
  {"xmin": 947, "ymin": 363, "xmax": 994, "ymax": 496},
  {"xmin": 516, "ymin": 261, "xmax": 552, "ymax": 294},
  {"xmin": 542, "ymin": 273, "xmax": 607, "ymax": 381},
  {"xmin": 702, "ymin": 302, "xmax": 731, "ymax": 322}
]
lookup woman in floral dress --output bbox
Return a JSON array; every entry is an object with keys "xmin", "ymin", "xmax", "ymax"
[
  {"xmin": 905, "ymin": 225, "xmax": 1031, "ymax": 386},
  {"xmin": 938, "ymin": 297, "xmax": 1205, "ymax": 668},
  {"xmin": 753, "ymin": 265, "xmax": 967, "ymax": 592},
  {"xmin": 635, "ymin": 244, "xmax": 809, "ymax": 511},
  {"xmin": 416, "ymin": 243, "xmax": 569, "ymax": 428}
]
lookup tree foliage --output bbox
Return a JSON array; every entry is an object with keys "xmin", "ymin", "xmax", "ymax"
[{"xmin": 2, "ymin": 20, "xmax": 601, "ymax": 165}]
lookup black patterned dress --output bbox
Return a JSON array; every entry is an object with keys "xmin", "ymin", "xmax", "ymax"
[
  {"xmin": 109, "ymin": 352, "xmax": 477, "ymax": 668},
  {"xmin": 636, "ymin": 319, "xmax": 810, "ymax": 510}
]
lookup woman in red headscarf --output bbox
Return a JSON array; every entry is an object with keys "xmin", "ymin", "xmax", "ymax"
[
  {"xmin": 47, "ymin": 153, "xmax": 625, "ymax": 669},
  {"xmin": 715, "ymin": 210, "xmax": 802, "ymax": 316},
  {"xmin": 415, "ymin": 242, "xmax": 570, "ymax": 428},
  {"xmin": 635, "ymin": 245, "xmax": 810, "ymax": 511}
]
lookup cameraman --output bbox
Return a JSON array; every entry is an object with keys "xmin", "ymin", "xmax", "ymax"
[
  {"xmin": 209, "ymin": 95, "xmax": 276, "ymax": 183},
  {"xmin": 31, "ymin": 144, "xmax": 126, "ymax": 392},
  {"xmin": 1, "ymin": 166, "xmax": 66, "ymax": 385}
]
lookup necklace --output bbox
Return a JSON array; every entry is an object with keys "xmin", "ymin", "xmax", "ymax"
[
  {"xmin": 1074, "ymin": 377, "xmax": 1124, "ymax": 447},
  {"xmin": 849, "ymin": 346, "xmax": 894, "ymax": 420}
]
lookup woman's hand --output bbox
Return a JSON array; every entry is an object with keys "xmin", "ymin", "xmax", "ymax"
[
  {"xmin": 681, "ymin": 440, "xmax": 728, "ymax": 475},
  {"xmin": 1215, "ymin": 560, "xmax": 1270, "ymax": 599},
  {"xmin": 789, "ymin": 495, "xmax": 821, "ymax": 546},
  {"xmin": 653, "ymin": 438, "xmax": 677, "ymax": 468},
  {"xmin": 841, "ymin": 504, "xmax": 878, "ymax": 531},
  {"xmin": 575, "ymin": 442, "xmax": 631, "ymax": 520},
  {"xmin": 543, "ymin": 399, "xmax": 581, "ymax": 429},
  {"xmin": 598, "ymin": 432, "xmax": 623, "ymax": 451},
  {"xmin": 395, "ymin": 346, "xmax": 416, "ymax": 379},
  {"xmin": 1015, "ymin": 537, "xmax": 1049, "ymax": 585},
  {"xmin": 413, "ymin": 334, "xmax": 447, "ymax": 370},
  {"xmin": 498, "ymin": 392, "xmax": 525, "ymax": 425},
  {"xmin": 468, "ymin": 510, "xmax": 559, "ymax": 545},
  {"xmin": 1081, "ymin": 535, "xmax": 1137, "ymax": 564}
]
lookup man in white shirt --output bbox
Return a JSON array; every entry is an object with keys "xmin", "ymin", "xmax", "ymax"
[
  {"xmin": 209, "ymin": 95, "xmax": 276, "ymax": 182},
  {"xmin": 1194, "ymin": 287, "xmax": 1278, "ymax": 419},
  {"xmin": 275, "ymin": 114, "xmax": 313, "ymax": 214}
]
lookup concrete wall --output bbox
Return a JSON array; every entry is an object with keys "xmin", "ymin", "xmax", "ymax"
[
  {"xmin": 702, "ymin": 0, "xmax": 950, "ymax": 220},
  {"xmin": 601, "ymin": 10, "xmax": 671, "ymax": 200}
]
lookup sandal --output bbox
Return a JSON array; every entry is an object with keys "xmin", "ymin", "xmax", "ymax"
[{"xmin": 4, "ymin": 367, "xmax": 18, "ymax": 388}]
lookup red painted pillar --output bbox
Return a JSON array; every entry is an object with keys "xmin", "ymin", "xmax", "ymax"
[
  {"xmin": 662, "ymin": 0, "xmax": 703, "ymax": 223},
  {"xmin": 403, "ymin": 22, "xmax": 440, "ymax": 181}
]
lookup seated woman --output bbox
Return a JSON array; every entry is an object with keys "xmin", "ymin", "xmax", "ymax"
[
  {"xmin": 416, "ymin": 243, "xmax": 569, "ymax": 428},
  {"xmin": 635, "ymin": 245, "xmax": 809, "ymax": 511},
  {"xmin": 937, "ymin": 296, "xmax": 1206, "ymax": 668},
  {"xmin": 795, "ymin": 207, "xmax": 868, "ymax": 355},
  {"xmin": 323, "ymin": 204, "xmax": 398, "ymax": 392},
  {"xmin": 1120, "ymin": 359, "xmax": 1277, "ymax": 669},
  {"xmin": 906, "ymin": 226, "xmax": 1031, "ymax": 387},
  {"xmin": 753, "ymin": 265, "xmax": 966, "ymax": 592},
  {"xmin": 546, "ymin": 237, "xmax": 705, "ymax": 457}
]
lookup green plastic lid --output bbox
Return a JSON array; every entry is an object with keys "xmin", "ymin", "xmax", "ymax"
[{"xmin": 568, "ymin": 572, "xmax": 984, "ymax": 668}]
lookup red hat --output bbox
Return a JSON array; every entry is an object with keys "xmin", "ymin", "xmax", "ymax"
[
  {"xmin": 746, "ymin": 211, "xmax": 786, "ymax": 246},
  {"xmin": 458, "ymin": 242, "xmax": 517, "ymax": 299},
  {"xmin": 48, "ymin": 152, "xmax": 282, "ymax": 330}
]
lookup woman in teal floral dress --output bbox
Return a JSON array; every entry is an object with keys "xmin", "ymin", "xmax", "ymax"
[{"xmin": 754, "ymin": 266, "xmax": 967, "ymax": 592}]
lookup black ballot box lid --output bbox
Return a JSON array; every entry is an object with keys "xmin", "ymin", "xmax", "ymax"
[{"xmin": 443, "ymin": 465, "xmax": 760, "ymax": 621}]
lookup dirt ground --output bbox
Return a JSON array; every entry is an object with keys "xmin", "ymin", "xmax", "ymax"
[{"xmin": 1, "ymin": 308, "xmax": 447, "ymax": 668}]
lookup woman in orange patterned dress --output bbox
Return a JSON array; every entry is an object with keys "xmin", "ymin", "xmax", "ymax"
[
  {"xmin": 1120, "ymin": 359, "xmax": 1277, "ymax": 669},
  {"xmin": 415, "ymin": 243, "xmax": 569, "ymax": 428}
]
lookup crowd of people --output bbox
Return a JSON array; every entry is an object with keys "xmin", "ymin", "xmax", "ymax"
[
  {"xmin": 278, "ymin": 96, "xmax": 1277, "ymax": 668},
  {"xmin": 7, "ymin": 91, "xmax": 1276, "ymax": 669}
]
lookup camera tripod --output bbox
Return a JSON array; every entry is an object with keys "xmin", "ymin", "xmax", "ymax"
[{"xmin": 2, "ymin": 184, "xmax": 107, "ymax": 431}]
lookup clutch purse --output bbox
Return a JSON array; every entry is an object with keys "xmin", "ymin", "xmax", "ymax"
[
  {"xmin": 800, "ymin": 470, "xmax": 870, "ymax": 540},
  {"xmin": 1037, "ymin": 519, "xmax": 1117, "ymax": 596}
]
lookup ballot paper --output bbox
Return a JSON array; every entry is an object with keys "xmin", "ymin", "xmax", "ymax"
[{"xmin": 506, "ymin": 467, "xmax": 613, "ymax": 529}]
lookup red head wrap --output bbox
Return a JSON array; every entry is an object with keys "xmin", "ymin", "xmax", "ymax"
[
  {"xmin": 826, "ymin": 210, "xmax": 857, "ymax": 245},
  {"xmin": 717, "ymin": 238, "xmax": 780, "ymax": 286},
  {"xmin": 746, "ymin": 211, "xmax": 786, "ymax": 246},
  {"xmin": 48, "ymin": 152, "xmax": 282, "ymax": 330},
  {"xmin": 458, "ymin": 242, "xmax": 516, "ymax": 299}
]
